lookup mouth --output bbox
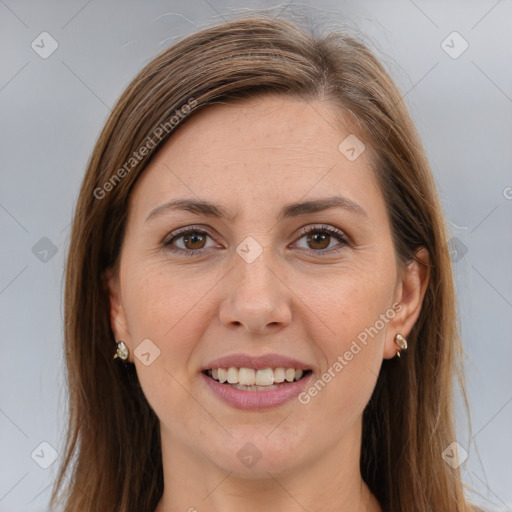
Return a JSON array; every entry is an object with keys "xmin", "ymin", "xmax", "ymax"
[
  {"xmin": 202, "ymin": 367, "xmax": 313, "ymax": 391},
  {"xmin": 200, "ymin": 353, "xmax": 315, "ymax": 409},
  {"xmin": 201, "ymin": 364, "xmax": 314, "ymax": 410}
]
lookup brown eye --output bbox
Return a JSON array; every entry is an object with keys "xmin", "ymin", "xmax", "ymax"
[
  {"xmin": 163, "ymin": 228, "xmax": 216, "ymax": 254},
  {"xmin": 182, "ymin": 232, "xmax": 207, "ymax": 250},
  {"xmin": 306, "ymin": 231, "xmax": 331, "ymax": 250},
  {"xmin": 294, "ymin": 225, "xmax": 349, "ymax": 255}
]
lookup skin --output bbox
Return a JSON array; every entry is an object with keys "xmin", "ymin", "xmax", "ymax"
[{"xmin": 106, "ymin": 94, "xmax": 429, "ymax": 512}]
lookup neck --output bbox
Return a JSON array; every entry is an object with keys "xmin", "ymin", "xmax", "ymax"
[{"xmin": 154, "ymin": 416, "xmax": 382, "ymax": 512}]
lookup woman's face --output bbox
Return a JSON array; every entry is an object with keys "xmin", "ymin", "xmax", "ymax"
[{"xmin": 107, "ymin": 95, "xmax": 427, "ymax": 478}]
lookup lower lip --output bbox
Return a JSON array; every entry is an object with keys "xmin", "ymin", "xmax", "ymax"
[{"xmin": 201, "ymin": 372, "xmax": 313, "ymax": 410}]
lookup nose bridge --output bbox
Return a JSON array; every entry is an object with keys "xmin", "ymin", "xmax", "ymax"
[
  {"xmin": 233, "ymin": 239, "xmax": 279, "ymax": 301},
  {"xmin": 219, "ymin": 237, "xmax": 292, "ymax": 332}
]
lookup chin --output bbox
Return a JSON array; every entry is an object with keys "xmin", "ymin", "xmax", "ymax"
[{"xmin": 207, "ymin": 432, "xmax": 311, "ymax": 478}]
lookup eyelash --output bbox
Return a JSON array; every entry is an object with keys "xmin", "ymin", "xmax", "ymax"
[{"xmin": 162, "ymin": 224, "xmax": 349, "ymax": 257}]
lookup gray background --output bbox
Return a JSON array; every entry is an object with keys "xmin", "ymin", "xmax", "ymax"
[{"xmin": 1, "ymin": 1, "xmax": 511, "ymax": 511}]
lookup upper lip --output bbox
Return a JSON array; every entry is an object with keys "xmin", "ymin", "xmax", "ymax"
[{"xmin": 203, "ymin": 353, "xmax": 312, "ymax": 371}]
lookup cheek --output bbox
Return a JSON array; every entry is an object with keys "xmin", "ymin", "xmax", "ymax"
[
  {"xmin": 121, "ymin": 264, "xmax": 205, "ymax": 425},
  {"xmin": 122, "ymin": 260, "xmax": 212, "ymax": 342},
  {"xmin": 299, "ymin": 260, "xmax": 395, "ymax": 343},
  {"xmin": 296, "ymin": 263, "xmax": 394, "ymax": 408},
  {"xmin": 299, "ymin": 282, "xmax": 388, "ymax": 429}
]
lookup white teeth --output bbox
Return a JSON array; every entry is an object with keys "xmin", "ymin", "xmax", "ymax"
[
  {"xmin": 274, "ymin": 367, "xmax": 285, "ymax": 383},
  {"xmin": 238, "ymin": 367, "xmax": 256, "ymax": 386},
  {"xmin": 255, "ymin": 368, "xmax": 274, "ymax": 386},
  {"xmin": 227, "ymin": 367, "xmax": 238, "ymax": 384},
  {"xmin": 218, "ymin": 368, "xmax": 227, "ymax": 383},
  {"xmin": 285, "ymin": 368, "xmax": 295, "ymax": 382},
  {"xmin": 207, "ymin": 366, "xmax": 307, "ymax": 386},
  {"xmin": 229, "ymin": 383, "xmax": 282, "ymax": 392}
]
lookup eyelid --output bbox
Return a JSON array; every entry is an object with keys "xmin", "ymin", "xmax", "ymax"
[
  {"xmin": 161, "ymin": 225, "xmax": 219, "ymax": 250},
  {"xmin": 162, "ymin": 224, "xmax": 213, "ymax": 242},
  {"xmin": 162, "ymin": 223, "xmax": 349, "ymax": 255},
  {"xmin": 292, "ymin": 224, "xmax": 349, "ymax": 254}
]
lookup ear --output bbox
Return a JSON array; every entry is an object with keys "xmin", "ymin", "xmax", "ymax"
[
  {"xmin": 383, "ymin": 247, "xmax": 430, "ymax": 359},
  {"xmin": 103, "ymin": 267, "xmax": 133, "ymax": 359}
]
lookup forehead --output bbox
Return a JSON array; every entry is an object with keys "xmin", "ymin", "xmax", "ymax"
[
  {"xmin": 128, "ymin": 94, "xmax": 381, "ymax": 220},
  {"xmin": 159, "ymin": 94, "xmax": 363, "ymax": 165}
]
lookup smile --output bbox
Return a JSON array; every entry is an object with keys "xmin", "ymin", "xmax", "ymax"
[
  {"xmin": 201, "ymin": 367, "xmax": 313, "ymax": 410},
  {"xmin": 203, "ymin": 367, "xmax": 310, "ymax": 389}
]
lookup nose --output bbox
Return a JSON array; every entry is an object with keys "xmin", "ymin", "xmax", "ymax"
[{"xmin": 218, "ymin": 249, "xmax": 292, "ymax": 335}]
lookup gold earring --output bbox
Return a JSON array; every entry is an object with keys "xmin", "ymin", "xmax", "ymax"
[
  {"xmin": 394, "ymin": 334, "xmax": 408, "ymax": 358},
  {"xmin": 113, "ymin": 340, "xmax": 129, "ymax": 361}
]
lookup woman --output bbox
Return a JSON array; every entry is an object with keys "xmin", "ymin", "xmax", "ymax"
[{"xmin": 50, "ymin": 11, "xmax": 482, "ymax": 512}]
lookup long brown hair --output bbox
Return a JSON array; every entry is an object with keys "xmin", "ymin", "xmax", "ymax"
[{"xmin": 50, "ymin": 10, "xmax": 479, "ymax": 512}]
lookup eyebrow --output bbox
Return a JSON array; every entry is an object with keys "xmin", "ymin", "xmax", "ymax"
[{"xmin": 145, "ymin": 196, "xmax": 368, "ymax": 223}]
